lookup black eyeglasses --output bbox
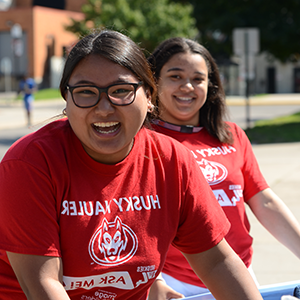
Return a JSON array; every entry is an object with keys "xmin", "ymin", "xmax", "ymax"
[{"xmin": 66, "ymin": 82, "xmax": 143, "ymax": 108}]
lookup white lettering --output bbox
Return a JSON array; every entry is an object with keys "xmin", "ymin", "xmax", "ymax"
[
  {"xmin": 133, "ymin": 196, "xmax": 142, "ymax": 211},
  {"xmin": 228, "ymin": 146, "xmax": 236, "ymax": 152},
  {"xmin": 150, "ymin": 195, "xmax": 161, "ymax": 209},
  {"xmin": 191, "ymin": 150, "xmax": 198, "ymax": 159},
  {"xmin": 63, "ymin": 272, "xmax": 134, "ymax": 290},
  {"xmin": 193, "ymin": 146, "xmax": 237, "ymax": 159},
  {"xmin": 84, "ymin": 201, "xmax": 93, "ymax": 216},
  {"xmin": 61, "ymin": 195, "xmax": 161, "ymax": 216},
  {"xmin": 78, "ymin": 201, "xmax": 84, "ymax": 216},
  {"xmin": 124, "ymin": 197, "xmax": 134, "ymax": 211},
  {"xmin": 140, "ymin": 196, "xmax": 151, "ymax": 210},
  {"xmin": 61, "ymin": 200, "xmax": 69, "ymax": 215},
  {"xmin": 69, "ymin": 201, "xmax": 77, "ymax": 215},
  {"xmin": 213, "ymin": 189, "xmax": 234, "ymax": 206},
  {"xmin": 95, "ymin": 201, "xmax": 111, "ymax": 215},
  {"xmin": 113, "ymin": 198, "xmax": 123, "ymax": 212},
  {"xmin": 137, "ymin": 265, "xmax": 156, "ymax": 272},
  {"xmin": 147, "ymin": 270, "xmax": 157, "ymax": 279}
]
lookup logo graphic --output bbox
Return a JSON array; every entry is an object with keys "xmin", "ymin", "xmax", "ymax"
[
  {"xmin": 89, "ymin": 216, "xmax": 138, "ymax": 266},
  {"xmin": 197, "ymin": 158, "xmax": 228, "ymax": 185}
]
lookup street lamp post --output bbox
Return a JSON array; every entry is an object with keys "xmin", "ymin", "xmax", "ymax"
[
  {"xmin": 233, "ymin": 28, "xmax": 260, "ymax": 129},
  {"xmin": 10, "ymin": 23, "xmax": 23, "ymax": 82}
]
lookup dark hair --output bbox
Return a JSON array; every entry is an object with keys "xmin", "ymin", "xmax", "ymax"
[
  {"xmin": 148, "ymin": 37, "xmax": 233, "ymax": 144},
  {"xmin": 60, "ymin": 29, "xmax": 157, "ymax": 119}
]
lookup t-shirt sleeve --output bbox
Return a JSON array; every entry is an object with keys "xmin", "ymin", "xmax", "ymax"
[
  {"xmin": 172, "ymin": 151, "xmax": 230, "ymax": 254},
  {"xmin": 0, "ymin": 159, "xmax": 61, "ymax": 256},
  {"xmin": 234, "ymin": 124, "xmax": 269, "ymax": 201}
]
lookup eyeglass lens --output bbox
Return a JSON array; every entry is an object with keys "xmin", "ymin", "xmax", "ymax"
[{"xmin": 71, "ymin": 84, "xmax": 137, "ymax": 107}]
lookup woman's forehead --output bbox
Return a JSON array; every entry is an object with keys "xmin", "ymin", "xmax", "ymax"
[
  {"xmin": 162, "ymin": 52, "xmax": 208, "ymax": 75},
  {"xmin": 70, "ymin": 55, "xmax": 138, "ymax": 85}
]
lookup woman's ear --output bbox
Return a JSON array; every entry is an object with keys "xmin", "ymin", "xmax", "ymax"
[
  {"xmin": 146, "ymin": 90, "xmax": 154, "ymax": 113},
  {"xmin": 147, "ymin": 101, "xmax": 154, "ymax": 113}
]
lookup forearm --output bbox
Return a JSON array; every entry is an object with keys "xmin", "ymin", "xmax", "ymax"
[
  {"xmin": 183, "ymin": 240, "xmax": 263, "ymax": 300},
  {"xmin": 201, "ymin": 253, "xmax": 260, "ymax": 299},
  {"xmin": 23, "ymin": 279, "xmax": 69, "ymax": 300},
  {"xmin": 7, "ymin": 252, "xmax": 70, "ymax": 300},
  {"xmin": 249, "ymin": 188, "xmax": 300, "ymax": 259}
]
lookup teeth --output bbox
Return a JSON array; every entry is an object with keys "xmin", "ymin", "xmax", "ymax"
[
  {"xmin": 97, "ymin": 128, "xmax": 118, "ymax": 134},
  {"xmin": 93, "ymin": 122, "xmax": 119, "ymax": 127},
  {"xmin": 93, "ymin": 121, "xmax": 120, "ymax": 134},
  {"xmin": 177, "ymin": 97, "xmax": 192, "ymax": 101}
]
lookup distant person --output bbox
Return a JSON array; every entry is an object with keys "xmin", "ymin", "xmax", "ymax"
[
  {"xmin": 18, "ymin": 75, "xmax": 36, "ymax": 126},
  {"xmin": 147, "ymin": 37, "xmax": 300, "ymax": 298}
]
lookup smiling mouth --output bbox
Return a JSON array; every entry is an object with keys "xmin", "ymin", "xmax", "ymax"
[
  {"xmin": 93, "ymin": 122, "xmax": 120, "ymax": 134},
  {"xmin": 175, "ymin": 96, "xmax": 193, "ymax": 102}
]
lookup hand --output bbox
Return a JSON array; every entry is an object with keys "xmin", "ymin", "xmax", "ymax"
[{"xmin": 148, "ymin": 278, "xmax": 184, "ymax": 300}]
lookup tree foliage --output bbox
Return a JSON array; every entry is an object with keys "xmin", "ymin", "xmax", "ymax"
[
  {"xmin": 65, "ymin": 0, "xmax": 198, "ymax": 53},
  {"xmin": 187, "ymin": 0, "xmax": 300, "ymax": 62}
]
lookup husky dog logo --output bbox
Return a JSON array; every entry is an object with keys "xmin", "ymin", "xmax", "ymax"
[
  {"xmin": 89, "ymin": 216, "xmax": 138, "ymax": 266},
  {"xmin": 197, "ymin": 158, "xmax": 228, "ymax": 185}
]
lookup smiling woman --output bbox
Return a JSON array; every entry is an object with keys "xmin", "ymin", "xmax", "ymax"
[
  {"xmin": 64, "ymin": 54, "xmax": 148, "ymax": 164},
  {"xmin": 148, "ymin": 37, "xmax": 300, "ymax": 299},
  {"xmin": 0, "ymin": 29, "xmax": 263, "ymax": 300}
]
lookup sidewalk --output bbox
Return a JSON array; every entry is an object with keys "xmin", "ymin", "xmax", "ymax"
[
  {"xmin": 0, "ymin": 98, "xmax": 65, "ymax": 130},
  {"xmin": 226, "ymin": 93, "xmax": 300, "ymax": 106},
  {"xmin": 250, "ymin": 142, "xmax": 300, "ymax": 285}
]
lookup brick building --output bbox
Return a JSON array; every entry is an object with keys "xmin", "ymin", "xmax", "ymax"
[{"xmin": 0, "ymin": 0, "xmax": 86, "ymax": 91}]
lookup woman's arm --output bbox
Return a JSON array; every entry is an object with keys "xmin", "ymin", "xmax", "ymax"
[
  {"xmin": 183, "ymin": 239, "xmax": 263, "ymax": 300},
  {"xmin": 7, "ymin": 252, "xmax": 70, "ymax": 300},
  {"xmin": 248, "ymin": 188, "xmax": 300, "ymax": 259}
]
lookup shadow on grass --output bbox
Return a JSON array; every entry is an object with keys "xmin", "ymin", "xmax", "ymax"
[{"xmin": 245, "ymin": 121, "xmax": 300, "ymax": 144}]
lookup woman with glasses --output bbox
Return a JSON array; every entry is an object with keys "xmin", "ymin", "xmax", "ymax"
[
  {"xmin": 0, "ymin": 30, "xmax": 263, "ymax": 300},
  {"xmin": 147, "ymin": 37, "xmax": 300, "ymax": 298}
]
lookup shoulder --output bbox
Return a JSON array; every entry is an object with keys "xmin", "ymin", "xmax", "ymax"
[
  {"xmin": 223, "ymin": 121, "xmax": 252, "ymax": 154},
  {"xmin": 139, "ymin": 127, "xmax": 194, "ymax": 163},
  {"xmin": 225, "ymin": 121, "xmax": 248, "ymax": 139},
  {"xmin": 2, "ymin": 119, "xmax": 71, "ymax": 163},
  {"xmin": 143, "ymin": 127, "xmax": 192, "ymax": 150}
]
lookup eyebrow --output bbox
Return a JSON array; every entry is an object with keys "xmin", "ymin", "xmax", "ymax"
[
  {"xmin": 72, "ymin": 78, "xmax": 134, "ymax": 86},
  {"xmin": 166, "ymin": 67, "xmax": 206, "ymax": 76},
  {"xmin": 72, "ymin": 80, "xmax": 94, "ymax": 85}
]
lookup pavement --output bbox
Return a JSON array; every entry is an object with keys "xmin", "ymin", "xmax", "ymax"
[
  {"xmin": 0, "ymin": 95, "xmax": 66, "ymax": 130},
  {"xmin": 0, "ymin": 92, "xmax": 300, "ymax": 286}
]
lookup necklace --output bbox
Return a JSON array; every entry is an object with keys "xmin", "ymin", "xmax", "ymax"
[{"xmin": 152, "ymin": 119, "xmax": 202, "ymax": 133}]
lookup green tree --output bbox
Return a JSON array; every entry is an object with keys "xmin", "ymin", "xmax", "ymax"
[
  {"xmin": 65, "ymin": 0, "xmax": 198, "ymax": 53},
  {"xmin": 177, "ymin": 0, "xmax": 300, "ymax": 62}
]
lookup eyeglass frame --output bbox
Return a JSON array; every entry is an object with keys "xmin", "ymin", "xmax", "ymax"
[{"xmin": 66, "ymin": 81, "xmax": 143, "ymax": 108}]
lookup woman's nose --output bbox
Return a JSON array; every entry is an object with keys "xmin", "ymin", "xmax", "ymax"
[
  {"xmin": 94, "ymin": 92, "xmax": 115, "ymax": 115},
  {"xmin": 180, "ymin": 80, "xmax": 194, "ymax": 91}
]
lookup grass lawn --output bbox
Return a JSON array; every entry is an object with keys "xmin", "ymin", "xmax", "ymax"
[
  {"xmin": 16, "ymin": 88, "xmax": 61, "ymax": 101},
  {"xmin": 34, "ymin": 88, "xmax": 62, "ymax": 100},
  {"xmin": 245, "ymin": 111, "xmax": 300, "ymax": 144}
]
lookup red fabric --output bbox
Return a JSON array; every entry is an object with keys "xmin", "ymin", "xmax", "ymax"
[
  {"xmin": 0, "ymin": 119, "xmax": 229, "ymax": 299},
  {"xmin": 152, "ymin": 122, "xmax": 269, "ymax": 287}
]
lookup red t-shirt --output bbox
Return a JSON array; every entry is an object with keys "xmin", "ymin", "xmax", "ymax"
[
  {"xmin": 0, "ymin": 119, "xmax": 230, "ymax": 299},
  {"xmin": 152, "ymin": 121, "xmax": 269, "ymax": 287}
]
